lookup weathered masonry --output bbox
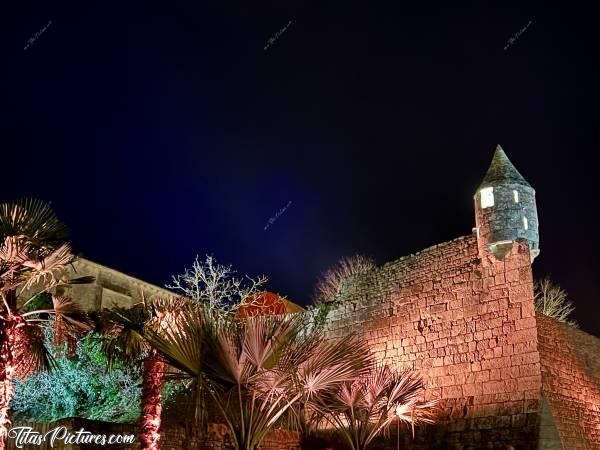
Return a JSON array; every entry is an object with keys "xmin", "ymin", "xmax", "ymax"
[
  {"xmin": 325, "ymin": 145, "xmax": 600, "ymax": 449},
  {"xmin": 59, "ymin": 258, "xmax": 176, "ymax": 310}
]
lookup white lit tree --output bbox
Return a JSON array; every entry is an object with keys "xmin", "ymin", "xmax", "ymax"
[{"xmin": 167, "ymin": 255, "xmax": 267, "ymax": 313}]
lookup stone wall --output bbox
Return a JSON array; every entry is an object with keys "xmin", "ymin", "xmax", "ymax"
[
  {"xmin": 58, "ymin": 258, "xmax": 176, "ymax": 311},
  {"xmin": 157, "ymin": 424, "xmax": 300, "ymax": 450},
  {"xmin": 536, "ymin": 314, "xmax": 600, "ymax": 450},
  {"xmin": 326, "ymin": 234, "xmax": 542, "ymax": 448}
]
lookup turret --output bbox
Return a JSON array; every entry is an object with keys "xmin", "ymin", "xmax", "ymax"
[{"xmin": 474, "ymin": 145, "xmax": 540, "ymax": 262}]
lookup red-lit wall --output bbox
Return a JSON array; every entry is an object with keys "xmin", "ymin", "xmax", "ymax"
[
  {"xmin": 237, "ymin": 291, "xmax": 287, "ymax": 318},
  {"xmin": 326, "ymin": 235, "xmax": 542, "ymax": 448},
  {"xmin": 537, "ymin": 314, "xmax": 600, "ymax": 449}
]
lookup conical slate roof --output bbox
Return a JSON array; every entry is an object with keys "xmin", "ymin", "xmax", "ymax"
[{"xmin": 478, "ymin": 145, "xmax": 531, "ymax": 190}]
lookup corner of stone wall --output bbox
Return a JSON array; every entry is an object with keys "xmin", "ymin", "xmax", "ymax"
[
  {"xmin": 326, "ymin": 234, "xmax": 545, "ymax": 448},
  {"xmin": 536, "ymin": 314, "xmax": 600, "ymax": 449}
]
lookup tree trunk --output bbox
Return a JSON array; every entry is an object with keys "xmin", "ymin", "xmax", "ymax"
[
  {"xmin": 140, "ymin": 354, "xmax": 164, "ymax": 450},
  {"xmin": 0, "ymin": 318, "xmax": 17, "ymax": 450}
]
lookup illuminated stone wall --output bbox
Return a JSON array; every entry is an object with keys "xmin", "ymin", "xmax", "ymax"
[
  {"xmin": 326, "ymin": 234, "xmax": 543, "ymax": 448},
  {"xmin": 57, "ymin": 258, "xmax": 176, "ymax": 311},
  {"xmin": 160, "ymin": 424, "xmax": 300, "ymax": 450},
  {"xmin": 537, "ymin": 314, "xmax": 600, "ymax": 450}
]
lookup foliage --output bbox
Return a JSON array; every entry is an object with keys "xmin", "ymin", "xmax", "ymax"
[
  {"xmin": 0, "ymin": 199, "xmax": 93, "ymax": 446},
  {"xmin": 284, "ymin": 334, "xmax": 373, "ymax": 435},
  {"xmin": 138, "ymin": 302, "xmax": 371, "ymax": 450},
  {"xmin": 11, "ymin": 332, "xmax": 182, "ymax": 423},
  {"xmin": 20, "ymin": 292, "xmax": 53, "ymax": 314},
  {"xmin": 97, "ymin": 296, "xmax": 192, "ymax": 450},
  {"xmin": 310, "ymin": 302, "xmax": 335, "ymax": 332},
  {"xmin": 310, "ymin": 255, "xmax": 376, "ymax": 330},
  {"xmin": 167, "ymin": 255, "xmax": 268, "ymax": 313},
  {"xmin": 313, "ymin": 254, "xmax": 375, "ymax": 305},
  {"xmin": 11, "ymin": 333, "xmax": 139, "ymax": 422},
  {"xmin": 140, "ymin": 307, "xmax": 298, "ymax": 449},
  {"xmin": 534, "ymin": 277, "xmax": 578, "ymax": 327},
  {"xmin": 0, "ymin": 199, "xmax": 92, "ymax": 377},
  {"xmin": 97, "ymin": 300, "xmax": 155, "ymax": 369},
  {"xmin": 314, "ymin": 365, "xmax": 437, "ymax": 450}
]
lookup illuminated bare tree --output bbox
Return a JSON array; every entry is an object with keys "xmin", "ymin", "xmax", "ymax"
[
  {"xmin": 167, "ymin": 255, "xmax": 267, "ymax": 313},
  {"xmin": 313, "ymin": 255, "xmax": 375, "ymax": 305},
  {"xmin": 534, "ymin": 277, "xmax": 577, "ymax": 327}
]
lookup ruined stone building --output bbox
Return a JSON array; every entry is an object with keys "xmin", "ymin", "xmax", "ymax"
[
  {"xmin": 58, "ymin": 258, "xmax": 303, "ymax": 315},
  {"xmin": 58, "ymin": 257, "xmax": 177, "ymax": 310},
  {"xmin": 326, "ymin": 145, "xmax": 600, "ymax": 449},
  {"xmin": 42, "ymin": 146, "xmax": 599, "ymax": 449}
]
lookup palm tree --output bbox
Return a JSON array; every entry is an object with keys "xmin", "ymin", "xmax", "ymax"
[
  {"xmin": 98, "ymin": 296, "xmax": 190, "ymax": 450},
  {"xmin": 140, "ymin": 310, "xmax": 297, "ymax": 450},
  {"xmin": 315, "ymin": 365, "xmax": 437, "ymax": 450},
  {"xmin": 0, "ymin": 199, "xmax": 92, "ymax": 449},
  {"xmin": 140, "ymin": 305, "xmax": 369, "ymax": 450},
  {"xmin": 283, "ymin": 334, "xmax": 373, "ymax": 437}
]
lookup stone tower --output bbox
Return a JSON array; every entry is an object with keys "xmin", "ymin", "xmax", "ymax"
[{"xmin": 474, "ymin": 145, "xmax": 540, "ymax": 261}]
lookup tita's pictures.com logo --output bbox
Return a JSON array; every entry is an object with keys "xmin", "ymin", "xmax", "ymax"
[{"xmin": 8, "ymin": 426, "xmax": 135, "ymax": 448}]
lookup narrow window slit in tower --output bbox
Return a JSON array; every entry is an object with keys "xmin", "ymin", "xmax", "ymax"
[
  {"xmin": 523, "ymin": 216, "xmax": 528, "ymax": 230},
  {"xmin": 480, "ymin": 187, "xmax": 494, "ymax": 208},
  {"xmin": 513, "ymin": 190, "xmax": 519, "ymax": 203}
]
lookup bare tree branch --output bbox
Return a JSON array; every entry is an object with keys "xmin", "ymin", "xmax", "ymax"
[
  {"xmin": 167, "ymin": 255, "xmax": 268, "ymax": 313},
  {"xmin": 313, "ymin": 254, "xmax": 375, "ymax": 305},
  {"xmin": 534, "ymin": 277, "xmax": 577, "ymax": 327}
]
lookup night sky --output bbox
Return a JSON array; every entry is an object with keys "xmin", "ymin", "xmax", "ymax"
[{"xmin": 3, "ymin": 1, "xmax": 599, "ymax": 335}]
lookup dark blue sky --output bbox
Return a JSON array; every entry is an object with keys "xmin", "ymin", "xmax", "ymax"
[{"xmin": 3, "ymin": 1, "xmax": 599, "ymax": 334}]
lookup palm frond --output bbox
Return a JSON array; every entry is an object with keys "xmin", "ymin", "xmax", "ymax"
[
  {"xmin": 316, "ymin": 365, "xmax": 437, "ymax": 450},
  {"xmin": 148, "ymin": 296, "xmax": 197, "ymax": 332},
  {"xmin": 12, "ymin": 320, "xmax": 53, "ymax": 379},
  {"xmin": 0, "ymin": 237, "xmax": 32, "ymax": 295},
  {"xmin": 295, "ymin": 336, "xmax": 372, "ymax": 399},
  {"xmin": 51, "ymin": 295, "xmax": 91, "ymax": 327},
  {"xmin": 213, "ymin": 325, "xmax": 247, "ymax": 384},
  {"xmin": 97, "ymin": 305, "xmax": 151, "ymax": 368},
  {"xmin": 0, "ymin": 199, "xmax": 69, "ymax": 244},
  {"xmin": 21, "ymin": 243, "xmax": 75, "ymax": 290},
  {"xmin": 47, "ymin": 296, "xmax": 92, "ymax": 347},
  {"xmin": 243, "ymin": 315, "xmax": 302, "ymax": 370},
  {"xmin": 0, "ymin": 236, "xmax": 31, "ymax": 266},
  {"xmin": 141, "ymin": 306, "xmax": 206, "ymax": 376}
]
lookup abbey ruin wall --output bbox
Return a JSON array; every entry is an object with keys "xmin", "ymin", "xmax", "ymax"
[
  {"xmin": 58, "ymin": 258, "xmax": 175, "ymax": 311},
  {"xmin": 537, "ymin": 314, "xmax": 600, "ymax": 450},
  {"xmin": 326, "ymin": 235, "xmax": 542, "ymax": 448}
]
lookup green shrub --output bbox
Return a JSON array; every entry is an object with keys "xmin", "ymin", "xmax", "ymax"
[{"xmin": 11, "ymin": 333, "xmax": 181, "ymax": 423}]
